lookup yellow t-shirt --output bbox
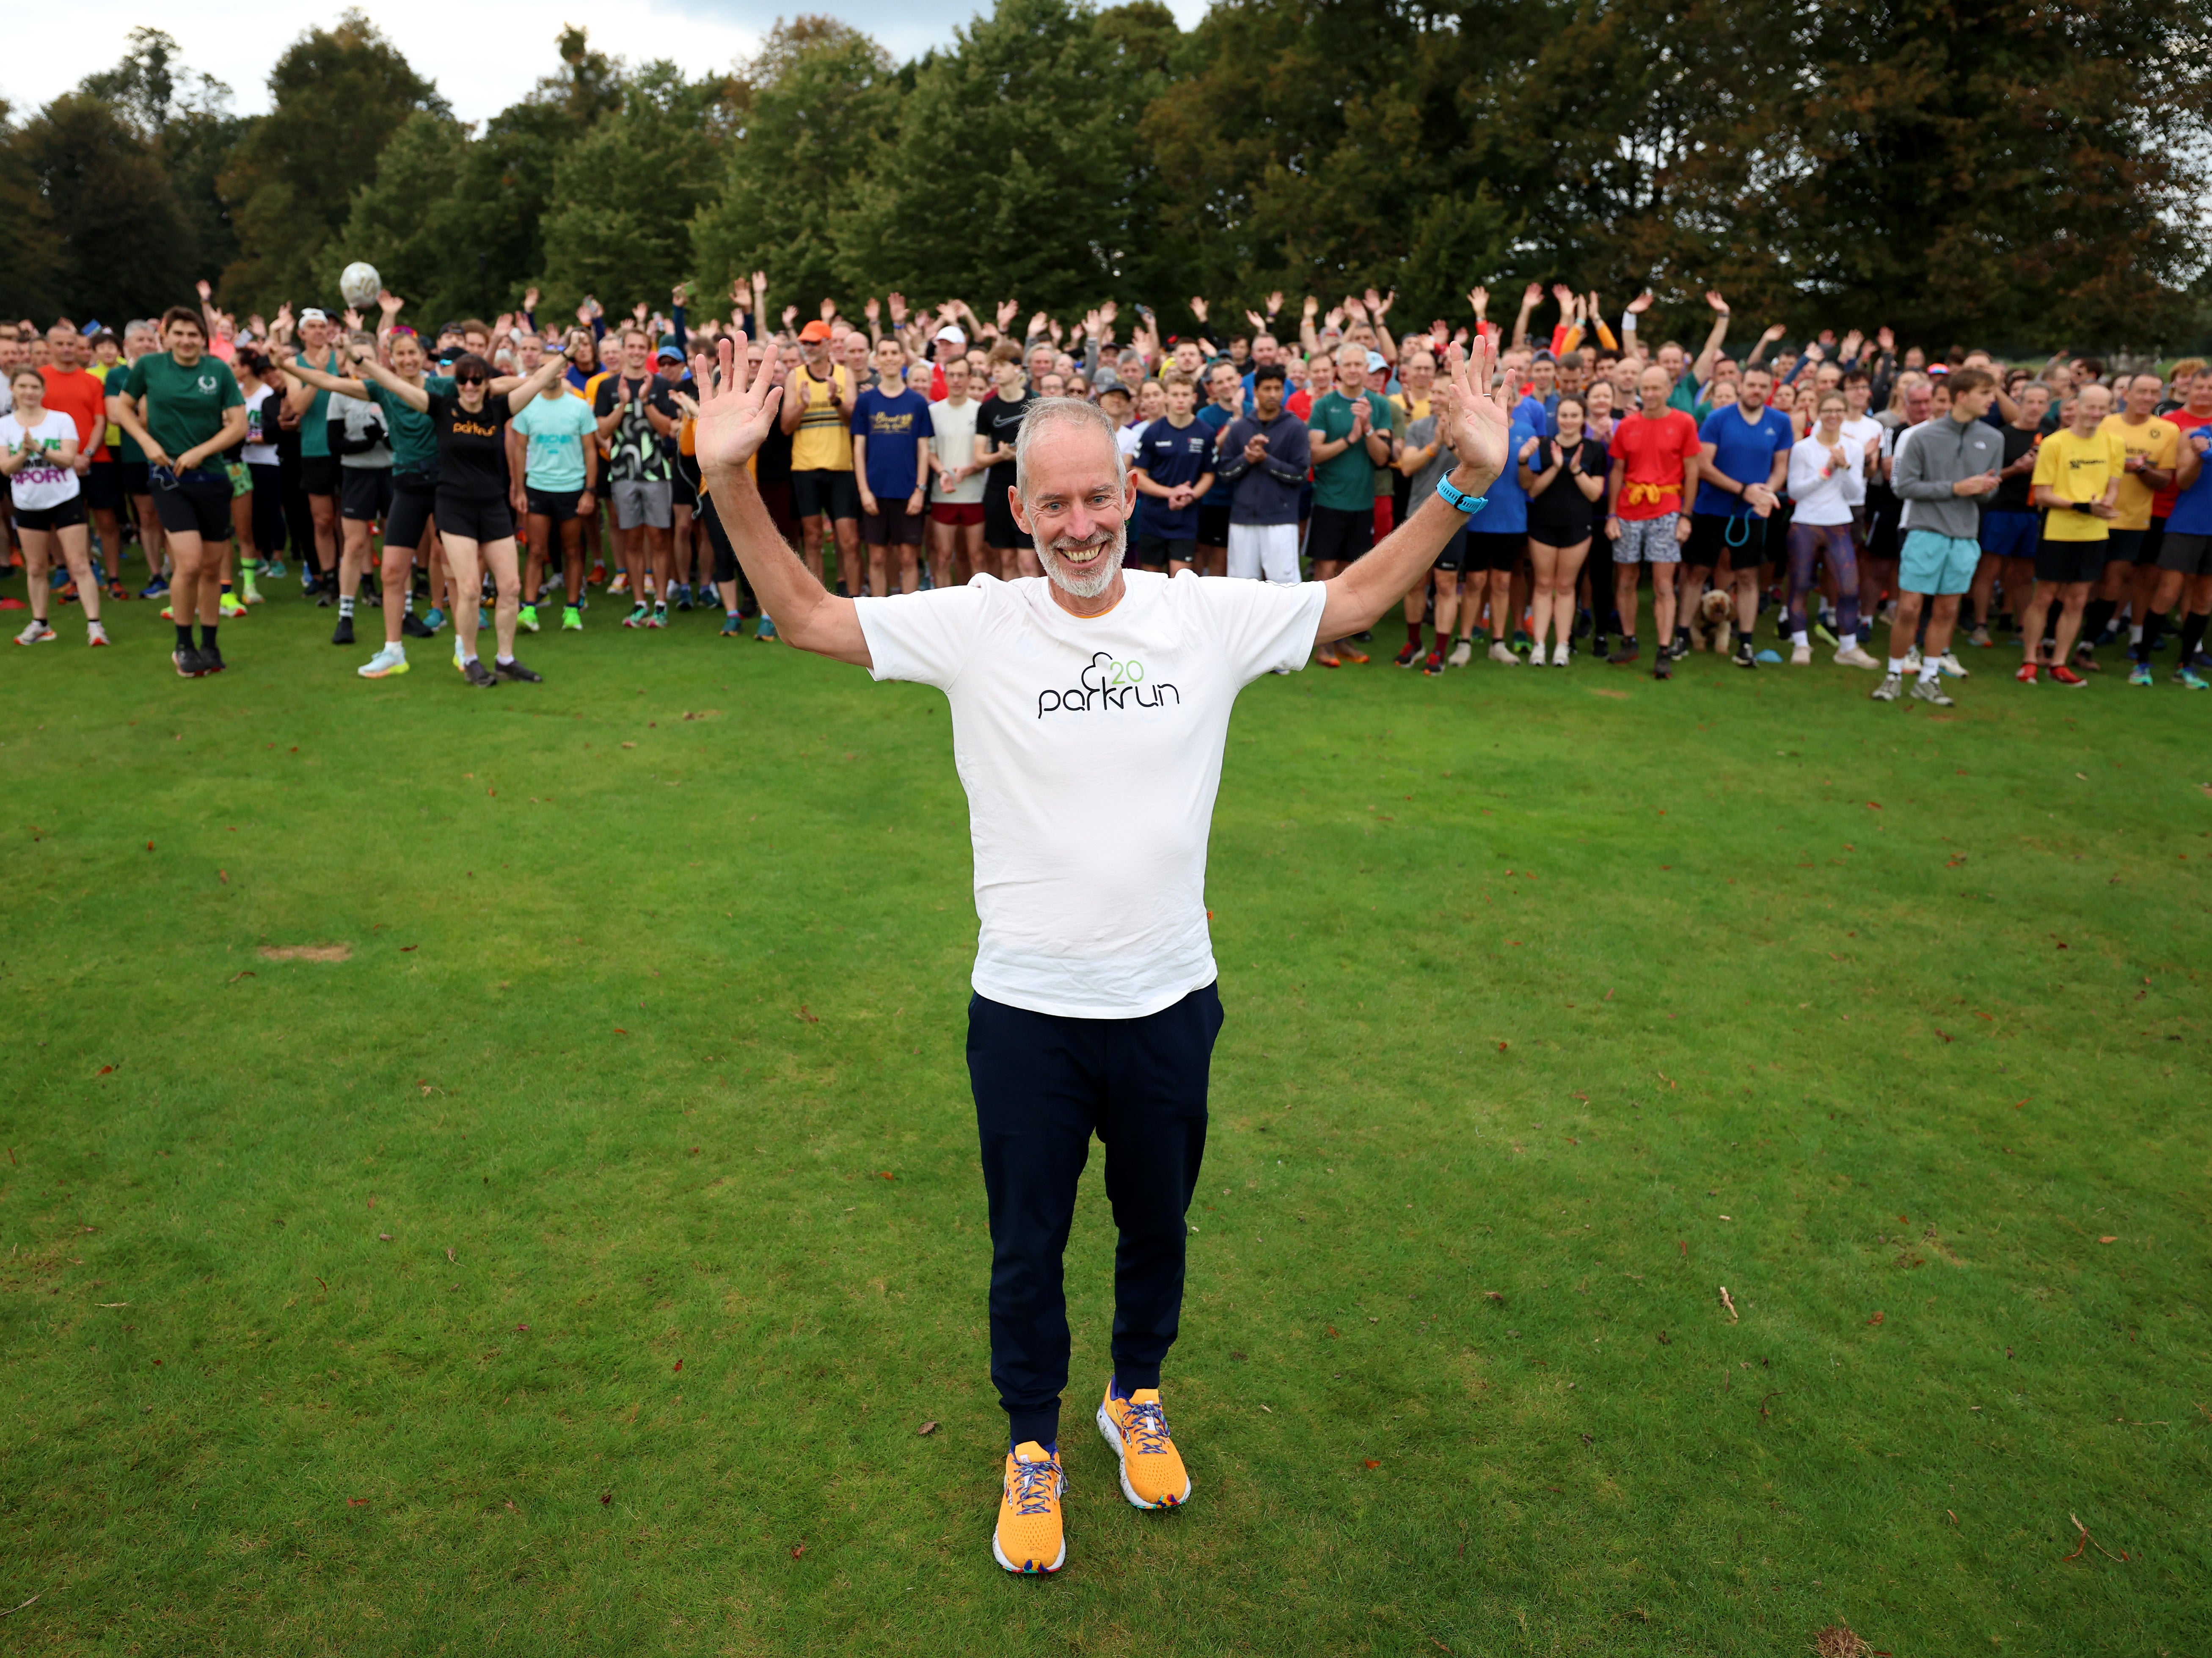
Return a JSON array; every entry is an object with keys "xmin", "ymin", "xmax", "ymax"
[
  {"xmin": 2098, "ymin": 413, "xmax": 2177, "ymax": 531},
  {"xmin": 789, "ymin": 365, "xmax": 854, "ymax": 472},
  {"xmin": 2032, "ymin": 427, "xmax": 2127, "ymax": 541}
]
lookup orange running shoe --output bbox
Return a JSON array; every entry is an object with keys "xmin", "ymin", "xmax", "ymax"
[
  {"xmin": 1096, "ymin": 1383, "xmax": 1191, "ymax": 1509},
  {"xmin": 992, "ymin": 1442, "xmax": 1066, "ymax": 1575}
]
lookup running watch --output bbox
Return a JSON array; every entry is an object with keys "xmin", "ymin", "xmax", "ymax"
[{"xmin": 1435, "ymin": 476, "xmax": 1488, "ymax": 515}]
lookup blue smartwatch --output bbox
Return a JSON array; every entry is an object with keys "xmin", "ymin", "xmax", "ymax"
[{"xmin": 1435, "ymin": 475, "xmax": 1487, "ymax": 516}]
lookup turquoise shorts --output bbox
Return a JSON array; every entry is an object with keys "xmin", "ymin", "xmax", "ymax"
[{"xmin": 1899, "ymin": 529, "xmax": 1979, "ymax": 596}]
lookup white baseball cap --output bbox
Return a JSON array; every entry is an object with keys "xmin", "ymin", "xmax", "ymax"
[
  {"xmin": 935, "ymin": 324, "xmax": 967, "ymax": 346},
  {"xmin": 299, "ymin": 308, "xmax": 330, "ymax": 323}
]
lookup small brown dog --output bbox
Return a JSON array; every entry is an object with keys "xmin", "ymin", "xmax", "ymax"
[{"xmin": 1685, "ymin": 587, "xmax": 1735, "ymax": 653}]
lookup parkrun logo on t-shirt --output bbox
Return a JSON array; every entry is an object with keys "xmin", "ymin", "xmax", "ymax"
[
  {"xmin": 1037, "ymin": 651, "xmax": 1182, "ymax": 720},
  {"xmin": 198, "ymin": 374, "xmax": 220, "ymax": 393}
]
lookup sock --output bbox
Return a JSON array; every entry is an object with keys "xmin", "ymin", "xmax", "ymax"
[
  {"xmin": 1407, "ymin": 620, "xmax": 1423, "ymax": 646},
  {"xmin": 220, "ymin": 580, "xmax": 232, "ymax": 597},
  {"xmin": 1918, "ymin": 656, "xmax": 1942, "ymax": 681},
  {"xmin": 199, "ymin": 623, "xmax": 218, "ymax": 653},
  {"xmin": 175, "ymin": 623, "xmax": 194, "ymax": 651},
  {"xmin": 2129, "ymin": 623, "xmax": 2143, "ymax": 646},
  {"xmin": 401, "ymin": 595, "xmax": 415, "ymax": 615},
  {"xmin": 460, "ymin": 648, "xmax": 478, "ymax": 665},
  {"xmin": 339, "ymin": 596, "xmax": 355, "ymax": 618},
  {"xmin": 2140, "ymin": 612, "xmax": 2164, "ymax": 659},
  {"xmin": 1792, "ymin": 629, "xmax": 1810, "ymax": 647},
  {"xmin": 1010, "ymin": 1437, "xmax": 1060, "ymax": 1458},
  {"xmin": 496, "ymin": 653, "xmax": 514, "ymax": 666},
  {"xmin": 2081, "ymin": 597, "xmax": 2114, "ymax": 640},
  {"xmin": 1887, "ymin": 657, "xmax": 1906, "ymax": 674},
  {"xmin": 2180, "ymin": 610, "xmax": 2209, "ymax": 660}
]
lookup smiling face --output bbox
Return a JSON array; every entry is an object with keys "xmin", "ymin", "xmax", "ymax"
[
  {"xmin": 1637, "ymin": 366, "xmax": 1671, "ymax": 414},
  {"xmin": 45, "ymin": 323, "xmax": 80, "ymax": 370},
  {"xmin": 619, "ymin": 330, "xmax": 650, "ymax": 375},
  {"xmin": 2072, "ymin": 383, "xmax": 2112, "ymax": 435},
  {"xmin": 1014, "ymin": 415, "xmax": 1132, "ymax": 603},
  {"xmin": 942, "ymin": 360, "xmax": 971, "ymax": 403},
  {"xmin": 1738, "ymin": 368, "xmax": 1771, "ymax": 414},
  {"xmin": 165, "ymin": 317, "xmax": 206, "ymax": 365},
  {"xmin": 1399, "ymin": 350, "xmax": 1435, "ymax": 399}
]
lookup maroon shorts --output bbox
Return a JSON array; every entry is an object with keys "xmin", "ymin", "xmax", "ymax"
[{"xmin": 930, "ymin": 501, "xmax": 983, "ymax": 527}]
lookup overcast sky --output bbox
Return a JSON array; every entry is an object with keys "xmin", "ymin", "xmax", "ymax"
[{"xmin": 3, "ymin": 0, "xmax": 1212, "ymax": 125}]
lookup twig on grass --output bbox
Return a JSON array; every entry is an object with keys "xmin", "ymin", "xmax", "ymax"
[
  {"xmin": 1719, "ymin": 1286, "xmax": 1739, "ymax": 1323},
  {"xmin": 0, "ymin": 1595, "xmax": 39, "ymax": 1619},
  {"xmin": 2063, "ymin": 1513, "xmax": 2127, "ymax": 1564}
]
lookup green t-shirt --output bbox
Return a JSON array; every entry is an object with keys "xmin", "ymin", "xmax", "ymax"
[
  {"xmin": 294, "ymin": 348, "xmax": 340, "ymax": 457},
  {"xmin": 118, "ymin": 353, "xmax": 243, "ymax": 464},
  {"xmin": 368, "ymin": 381, "xmax": 441, "ymax": 476},
  {"xmin": 1372, "ymin": 395, "xmax": 1407, "ymax": 499},
  {"xmin": 508, "ymin": 389, "xmax": 596, "ymax": 491},
  {"xmin": 1308, "ymin": 389, "xmax": 1393, "ymax": 513}
]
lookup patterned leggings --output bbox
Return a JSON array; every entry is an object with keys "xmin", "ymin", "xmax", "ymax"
[{"xmin": 1785, "ymin": 521, "xmax": 1859, "ymax": 638}]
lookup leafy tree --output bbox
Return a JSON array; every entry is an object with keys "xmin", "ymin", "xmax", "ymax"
[
  {"xmin": 1145, "ymin": 0, "xmax": 1547, "ymax": 332},
  {"xmin": 0, "ymin": 102, "xmax": 61, "ymax": 320},
  {"xmin": 218, "ymin": 11, "xmax": 446, "ymax": 311},
  {"xmin": 11, "ymin": 95, "xmax": 197, "ymax": 323},
  {"xmin": 338, "ymin": 111, "xmax": 471, "ymax": 320},
  {"xmin": 836, "ymin": 0, "xmax": 1176, "ymax": 317},
  {"xmin": 538, "ymin": 64, "xmax": 730, "ymax": 320},
  {"xmin": 691, "ymin": 18, "xmax": 900, "ymax": 313},
  {"xmin": 75, "ymin": 28, "xmax": 246, "ymax": 299}
]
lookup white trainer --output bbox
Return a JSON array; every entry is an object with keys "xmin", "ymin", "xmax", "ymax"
[{"xmin": 1835, "ymin": 643, "xmax": 1882, "ymax": 670}]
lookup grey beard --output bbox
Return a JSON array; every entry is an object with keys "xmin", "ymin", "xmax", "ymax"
[{"xmin": 1035, "ymin": 523, "xmax": 1127, "ymax": 599}]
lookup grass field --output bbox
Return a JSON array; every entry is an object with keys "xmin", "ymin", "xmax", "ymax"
[{"xmin": 3, "ymin": 593, "xmax": 2208, "ymax": 1657}]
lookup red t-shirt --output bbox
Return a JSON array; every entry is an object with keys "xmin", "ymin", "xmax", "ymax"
[
  {"xmin": 2154, "ymin": 409, "xmax": 2210, "ymax": 518},
  {"xmin": 39, "ymin": 365, "xmax": 110, "ymax": 463},
  {"xmin": 1609, "ymin": 408, "xmax": 1700, "ymax": 519}
]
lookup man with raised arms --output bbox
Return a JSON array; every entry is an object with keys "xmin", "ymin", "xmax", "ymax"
[{"xmin": 691, "ymin": 331, "xmax": 1508, "ymax": 1579}]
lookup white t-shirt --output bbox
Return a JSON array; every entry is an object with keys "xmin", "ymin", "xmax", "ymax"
[
  {"xmin": 1838, "ymin": 414, "xmax": 1882, "ymax": 505},
  {"xmin": 856, "ymin": 569, "xmax": 1328, "ymax": 1018},
  {"xmin": 1, "ymin": 411, "xmax": 82, "ymax": 509},
  {"xmin": 1116, "ymin": 419, "xmax": 1149, "ymax": 463},
  {"xmin": 242, "ymin": 385, "xmax": 281, "ymax": 466},
  {"xmin": 1787, "ymin": 434, "xmax": 1859, "ymax": 527},
  {"xmin": 928, "ymin": 397, "xmax": 985, "ymax": 504}
]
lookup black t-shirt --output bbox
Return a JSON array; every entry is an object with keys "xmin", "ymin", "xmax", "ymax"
[
  {"xmin": 976, "ymin": 391, "xmax": 1030, "ymax": 498},
  {"xmin": 756, "ymin": 413, "xmax": 793, "ymax": 487},
  {"xmin": 592, "ymin": 373, "xmax": 678, "ymax": 482},
  {"xmin": 1528, "ymin": 436, "xmax": 1609, "ymax": 531},
  {"xmin": 427, "ymin": 386, "xmax": 514, "ymax": 499},
  {"xmin": 1989, "ymin": 424, "xmax": 2041, "ymax": 513}
]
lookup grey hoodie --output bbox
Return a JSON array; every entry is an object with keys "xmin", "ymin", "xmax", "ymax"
[{"xmin": 1892, "ymin": 412, "xmax": 2003, "ymax": 539}]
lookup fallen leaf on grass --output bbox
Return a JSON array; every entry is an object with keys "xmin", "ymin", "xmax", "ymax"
[
  {"xmin": 600, "ymin": 1492, "xmax": 612, "ymax": 1505},
  {"xmin": 2099, "ymin": 1236, "xmax": 2118, "ymax": 1244},
  {"xmin": 673, "ymin": 1360, "xmax": 683, "ymax": 1372},
  {"xmin": 97, "ymin": 1065, "xmax": 113, "ymax": 1075},
  {"xmin": 259, "ymin": 943, "xmax": 352, "ymax": 963},
  {"xmin": 377, "ymin": 1233, "xmax": 392, "ymax": 1242},
  {"xmin": 1363, "ymin": 1459, "xmax": 1381, "ymax": 1469},
  {"xmin": 878, "ymin": 1171, "xmax": 894, "ymax": 1180},
  {"xmin": 1718, "ymin": 1286, "xmax": 1739, "ymax": 1323},
  {"xmin": 1934, "ymin": 1029, "xmax": 1953, "ymax": 1043},
  {"xmin": 1947, "ymin": 1509, "xmax": 1959, "ymax": 1526},
  {"xmin": 1484, "ymin": 1290, "xmax": 1504, "ymax": 1303},
  {"xmin": 98, "ymin": 1301, "xmax": 129, "ymax": 1308},
  {"xmin": 346, "ymin": 1498, "xmax": 369, "ymax": 1507},
  {"xmin": 444, "ymin": 1249, "xmax": 456, "ymax": 1264},
  {"xmin": 514, "ymin": 1324, "xmax": 530, "ymax": 1333},
  {"xmin": 1656, "ymin": 1330, "xmax": 1670, "ymax": 1345},
  {"xmin": 796, "ymin": 1005, "xmax": 819, "ymax": 1023},
  {"xmin": 1812, "ymin": 1625, "xmax": 1869, "ymax": 1658},
  {"xmin": 505, "ymin": 1499, "xmax": 520, "ymax": 1514},
  {"xmin": 1868, "ymin": 1311, "xmax": 1884, "ymax": 1326},
  {"xmin": 917, "ymin": 1421, "xmax": 938, "ymax": 1436},
  {"xmin": 790, "ymin": 1543, "xmax": 804, "ymax": 1559}
]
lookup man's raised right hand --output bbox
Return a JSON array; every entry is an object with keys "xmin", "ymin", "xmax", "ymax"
[{"xmin": 691, "ymin": 335, "xmax": 785, "ymax": 476}]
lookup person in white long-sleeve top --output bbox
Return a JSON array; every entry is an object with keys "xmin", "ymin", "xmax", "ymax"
[{"xmin": 1784, "ymin": 391, "xmax": 1884, "ymax": 673}]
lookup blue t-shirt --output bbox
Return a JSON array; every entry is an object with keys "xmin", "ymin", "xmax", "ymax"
[
  {"xmin": 2166, "ymin": 423, "xmax": 2212, "ymax": 535},
  {"xmin": 1196, "ymin": 404, "xmax": 1237, "ymax": 442},
  {"xmin": 851, "ymin": 387, "xmax": 931, "ymax": 502},
  {"xmin": 509, "ymin": 389, "xmax": 597, "ymax": 491},
  {"xmin": 1132, "ymin": 418, "xmax": 1217, "ymax": 540},
  {"xmin": 1514, "ymin": 393, "xmax": 1555, "ymax": 437},
  {"xmin": 1474, "ymin": 418, "xmax": 1535, "ymax": 535},
  {"xmin": 1695, "ymin": 404, "xmax": 1795, "ymax": 517}
]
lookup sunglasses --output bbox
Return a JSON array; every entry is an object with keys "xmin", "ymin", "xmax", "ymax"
[{"xmin": 455, "ymin": 374, "xmax": 487, "ymax": 386}]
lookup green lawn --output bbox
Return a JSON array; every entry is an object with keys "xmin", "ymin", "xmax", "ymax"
[{"xmin": 3, "ymin": 596, "xmax": 2207, "ymax": 1657}]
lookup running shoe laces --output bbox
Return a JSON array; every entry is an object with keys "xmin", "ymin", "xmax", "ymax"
[{"xmin": 1010, "ymin": 1453, "xmax": 1060, "ymax": 1517}]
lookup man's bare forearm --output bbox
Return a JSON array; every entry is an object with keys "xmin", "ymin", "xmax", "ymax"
[{"xmin": 1321, "ymin": 466, "xmax": 1498, "ymax": 637}]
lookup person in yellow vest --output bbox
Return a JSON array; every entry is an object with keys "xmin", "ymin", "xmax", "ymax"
[{"xmin": 781, "ymin": 319, "xmax": 862, "ymax": 596}]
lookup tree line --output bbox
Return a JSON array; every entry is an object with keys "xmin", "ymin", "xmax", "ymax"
[{"xmin": 3, "ymin": 0, "xmax": 2207, "ymax": 353}]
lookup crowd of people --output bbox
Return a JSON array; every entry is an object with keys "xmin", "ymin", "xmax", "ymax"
[{"xmin": 4, "ymin": 276, "xmax": 2208, "ymax": 704}]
